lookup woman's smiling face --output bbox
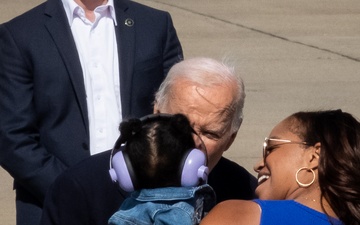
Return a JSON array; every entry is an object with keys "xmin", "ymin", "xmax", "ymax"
[{"xmin": 254, "ymin": 118, "xmax": 308, "ymax": 200}]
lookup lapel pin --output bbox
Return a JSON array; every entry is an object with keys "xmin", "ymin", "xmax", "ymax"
[{"xmin": 125, "ymin": 18, "xmax": 134, "ymax": 27}]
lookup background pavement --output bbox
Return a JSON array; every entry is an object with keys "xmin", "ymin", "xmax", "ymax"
[{"xmin": 1, "ymin": 0, "xmax": 360, "ymax": 224}]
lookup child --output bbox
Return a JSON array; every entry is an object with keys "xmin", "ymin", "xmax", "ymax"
[{"xmin": 108, "ymin": 113, "xmax": 216, "ymax": 225}]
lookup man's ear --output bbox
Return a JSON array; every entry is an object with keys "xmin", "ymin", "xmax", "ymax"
[
  {"xmin": 224, "ymin": 118, "xmax": 242, "ymax": 152},
  {"xmin": 153, "ymin": 102, "xmax": 160, "ymax": 113},
  {"xmin": 224, "ymin": 131, "xmax": 238, "ymax": 152}
]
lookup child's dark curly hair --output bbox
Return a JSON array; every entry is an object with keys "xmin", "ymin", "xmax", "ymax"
[{"xmin": 118, "ymin": 113, "xmax": 197, "ymax": 189}]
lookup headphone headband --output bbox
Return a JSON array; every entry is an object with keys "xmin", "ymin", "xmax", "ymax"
[{"xmin": 109, "ymin": 113, "xmax": 208, "ymax": 192}]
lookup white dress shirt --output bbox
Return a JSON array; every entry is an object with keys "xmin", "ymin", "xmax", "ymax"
[{"xmin": 62, "ymin": 0, "xmax": 121, "ymax": 155}]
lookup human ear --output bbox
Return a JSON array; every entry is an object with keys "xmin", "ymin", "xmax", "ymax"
[
  {"xmin": 314, "ymin": 142, "xmax": 321, "ymax": 157},
  {"xmin": 153, "ymin": 103, "xmax": 160, "ymax": 113},
  {"xmin": 223, "ymin": 118, "xmax": 242, "ymax": 151},
  {"xmin": 308, "ymin": 142, "xmax": 321, "ymax": 168},
  {"xmin": 224, "ymin": 131, "xmax": 238, "ymax": 152}
]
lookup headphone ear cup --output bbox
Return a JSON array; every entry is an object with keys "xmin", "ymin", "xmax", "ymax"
[
  {"xmin": 180, "ymin": 149, "xmax": 209, "ymax": 187},
  {"xmin": 109, "ymin": 151, "xmax": 135, "ymax": 192}
]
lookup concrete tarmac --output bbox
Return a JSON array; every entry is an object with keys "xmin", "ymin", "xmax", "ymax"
[{"xmin": 1, "ymin": 0, "xmax": 360, "ymax": 224}]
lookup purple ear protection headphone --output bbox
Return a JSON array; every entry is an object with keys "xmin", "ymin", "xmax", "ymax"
[{"xmin": 108, "ymin": 114, "xmax": 209, "ymax": 192}]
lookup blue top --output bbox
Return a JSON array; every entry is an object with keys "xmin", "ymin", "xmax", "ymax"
[
  {"xmin": 108, "ymin": 184, "xmax": 215, "ymax": 225},
  {"xmin": 253, "ymin": 199, "xmax": 343, "ymax": 225}
]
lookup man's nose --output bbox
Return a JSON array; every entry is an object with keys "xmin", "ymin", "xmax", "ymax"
[{"xmin": 193, "ymin": 134, "xmax": 206, "ymax": 151}]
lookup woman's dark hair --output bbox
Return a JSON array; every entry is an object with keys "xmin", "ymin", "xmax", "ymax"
[
  {"xmin": 289, "ymin": 109, "xmax": 360, "ymax": 225},
  {"xmin": 118, "ymin": 113, "xmax": 196, "ymax": 189}
]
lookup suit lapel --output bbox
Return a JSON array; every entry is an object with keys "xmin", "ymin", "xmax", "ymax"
[
  {"xmin": 114, "ymin": 0, "xmax": 135, "ymax": 118},
  {"xmin": 44, "ymin": 0, "xmax": 89, "ymax": 133},
  {"xmin": 41, "ymin": 0, "xmax": 134, "ymax": 125}
]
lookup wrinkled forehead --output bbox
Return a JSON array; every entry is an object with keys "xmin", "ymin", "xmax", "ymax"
[
  {"xmin": 171, "ymin": 80, "xmax": 235, "ymax": 110},
  {"xmin": 159, "ymin": 82, "xmax": 234, "ymax": 133}
]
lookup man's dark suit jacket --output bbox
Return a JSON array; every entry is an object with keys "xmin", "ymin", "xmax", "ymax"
[
  {"xmin": 0, "ymin": 0, "xmax": 182, "ymax": 223},
  {"xmin": 41, "ymin": 150, "xmax": 257, "ymax": 225}
]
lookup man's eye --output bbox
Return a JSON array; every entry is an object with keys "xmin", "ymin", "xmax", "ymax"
[{"xmin": 202, "ymin": 132, "xmax": 220, "ymax": 140}]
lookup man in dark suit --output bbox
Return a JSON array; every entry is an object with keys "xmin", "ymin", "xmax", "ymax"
[
  {"xmin": 0, "ymin": 0, "xmax": 183, "ymax": 224},
  {"xmin": 40, "ymin": 58, "xmax": 258, "ymax": 225}
]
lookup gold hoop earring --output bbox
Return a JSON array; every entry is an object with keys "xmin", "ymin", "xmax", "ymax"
[{"xmin": 295, "ymin": 167, "xmax": 315, "ymax": 188}]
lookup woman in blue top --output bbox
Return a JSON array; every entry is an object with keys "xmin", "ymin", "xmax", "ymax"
[
  {"xmin": 108, "ymin": 113, "xmax": 216, "ymax": 225},
  {"xmin": 201, "ymin": 109, "xmax": 360, "ymax": 225}
]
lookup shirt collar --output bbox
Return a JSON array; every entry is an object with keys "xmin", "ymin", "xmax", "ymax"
[{"xmin": 61, "ymin": 0, "xmax": 117, "ymax": 26}]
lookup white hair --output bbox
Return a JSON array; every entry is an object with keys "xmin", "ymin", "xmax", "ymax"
[{"xmin": 154, "ymin": 57, "xmax": 246, "ymax": 133}]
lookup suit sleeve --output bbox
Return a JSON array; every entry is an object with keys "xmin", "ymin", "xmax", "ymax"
[
  {"xmin": 161, "ymin": 12, "xmax": 183, "ymax": 76},
  {"xmin": 0, "ymin": 24, "xmax": 67, "ymax": 202},
  {"xmin": 40, "ymin": 172, "xmax": 89, "ymax": 225},
  {"xmin": 40, "ymin": 151, "xmax": 127, "ymax": 225}
]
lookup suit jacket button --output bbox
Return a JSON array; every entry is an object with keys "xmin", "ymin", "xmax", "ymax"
[{"xmin": 82, "ymin": 143, "xmax": 89, "ymax": 150}]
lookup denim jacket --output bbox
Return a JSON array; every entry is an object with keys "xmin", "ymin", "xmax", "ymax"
[{"xmin": 108, "ymin": 184, "xmax": 216, "ymax": 225}]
